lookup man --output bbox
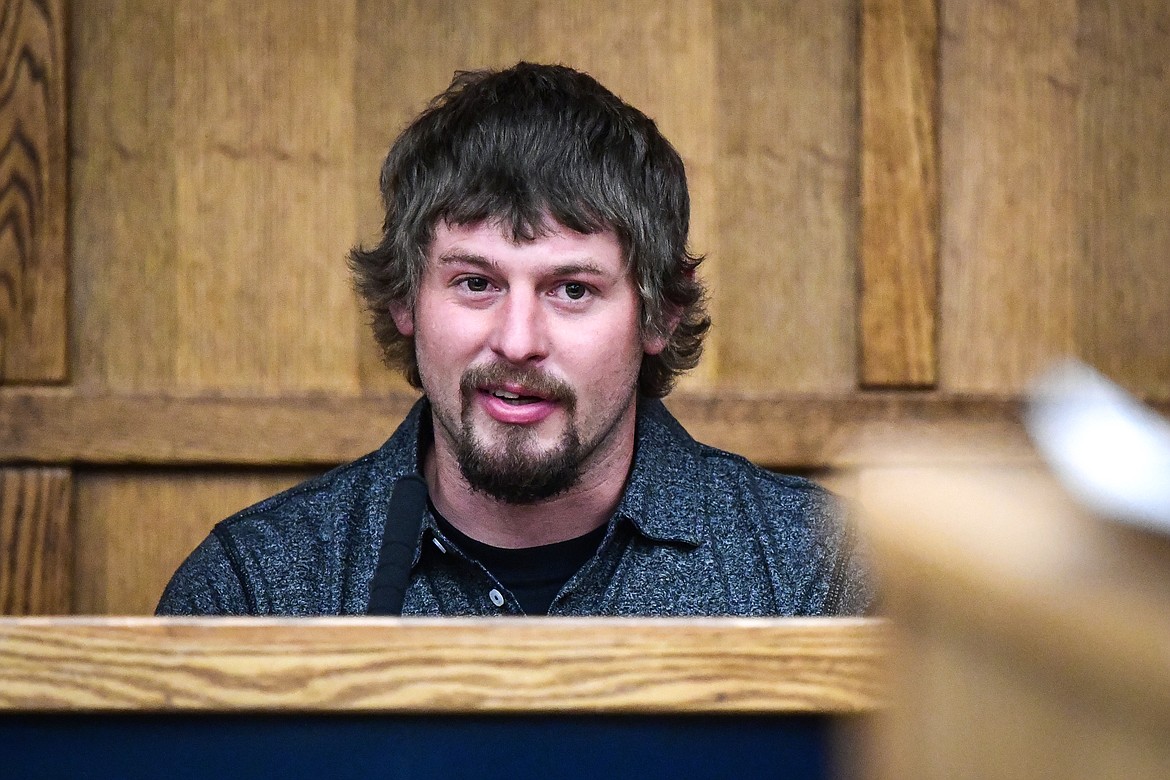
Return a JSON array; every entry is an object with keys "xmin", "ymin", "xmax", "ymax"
[{"xmin": 157, "ymin": 63, "xmax": 868, "ymax": 616}]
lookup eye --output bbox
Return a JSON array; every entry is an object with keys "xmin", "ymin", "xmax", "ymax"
[
  {"xmin": 461, "ymin": 276, "xmax": 490, "ymax": 293},
  {"xmin": 562, "ymin": 282, "xmax": 588, "ymax": 300}
]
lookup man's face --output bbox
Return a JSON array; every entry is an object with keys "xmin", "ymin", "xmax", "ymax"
[{"xmin": 392, "ymin": 218, "xmax": 665, "ymax": 504}]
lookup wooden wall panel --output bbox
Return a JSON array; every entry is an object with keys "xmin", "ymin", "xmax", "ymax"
[
  {"xmin": 938, "ymin": 1, "xmax": 1080, "ymax": 393},
  {"xmin": 0, "ymin": 0, "xmax": 68, "ymax": 382},
  {"xmin": 713, "ymin": 1, "xmax": 858, "ymax": 391},
  {"xmin": 1, "ymin": 388, "xmax": 1046, "ymax": 470},
  {"xmin": 939, "ymin": 0, "xmax": 1170, "ymax": 397},
  {"xmin": 71, "ymin": 1, "xmax": 178, "ymax": 392},
  {"xmin": 171, "ymin": 2, "xmax": 359, "ymax": 394},
  {"xmin": 860, "ymin": 0, "xmax": 938, "ymax": 387},
  {"xmin": 0, "ymin": 468, "xmax": 70, "ymax": 614},
  {"xmin": 1078, "ymin": 0, "xmax": 1170, "ymax": 400},
  {"xmin": 73, "ymin": 469, "xmax": 316, "ymax": 614},
  {"xmin": 67, "ymin": 0, "xmax": 1170, "ymax": 401},
  {"xmin": 73, "ymin": 1, "xmax": 361, "ymax": 395}
]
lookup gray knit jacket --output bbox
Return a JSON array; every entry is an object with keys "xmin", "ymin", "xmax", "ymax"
[{"xmin": 157, "ymin": 397, "xmax": 870, "ymax": 616}]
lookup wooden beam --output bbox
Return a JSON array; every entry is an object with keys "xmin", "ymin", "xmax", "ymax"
[
  {"xmin": 0, "ymin": 387, "xmax": 1046, "ymax": 469},
  {"xmin": 0, "ymin": 616, "xmax": 886, "ymax": 712},
  {"xmin": 0, "ymin": 0, "xmax": 69, "ymax": 382},
  {"xmin": 0, "ymin": 468, "xmax": 70, "ymax": 614},
  {"xmin": 859, "ymin": 0, "xmax": 939, "ymax": 387}
]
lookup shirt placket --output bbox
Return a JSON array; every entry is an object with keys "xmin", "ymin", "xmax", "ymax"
[{"xmin": 421, "ymin": 524, "xmax": 525, "ymax": 615}]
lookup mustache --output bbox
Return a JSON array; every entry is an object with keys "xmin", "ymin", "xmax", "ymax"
[{"xmin": 460, "ymin": 364, "xmax": 576, "ymax": 407}]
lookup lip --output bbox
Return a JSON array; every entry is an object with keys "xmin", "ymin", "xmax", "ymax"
[{"xmin": 476, "ymin": 387, "xmax": 559, "ymax": 425}]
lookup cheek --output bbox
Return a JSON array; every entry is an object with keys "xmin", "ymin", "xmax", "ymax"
[
  {"xmin": 572, "ymin": 320, "xmax": 645, "ymax": 385},
  {"xmin": 413, "ymin": 304, "xmax": 485, "ymax": 368}
]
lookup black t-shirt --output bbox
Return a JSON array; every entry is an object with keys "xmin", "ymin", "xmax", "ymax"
[{"xmin": 433, "ymin": 508, "xmax": 606, "ymax": 615}]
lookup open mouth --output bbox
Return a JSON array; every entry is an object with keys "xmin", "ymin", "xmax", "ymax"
[
  {"xmin": 486, "ymin": 388, "xmax": 547, "ymax": 406},
  {"xmin": 461, "ymin": 366, "xmax": 574, "ymax": 423}
]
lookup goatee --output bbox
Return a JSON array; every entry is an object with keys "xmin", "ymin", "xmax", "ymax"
[{"xmin": 455, "ymin": 364, "xmax": 581, "ymax": 504}]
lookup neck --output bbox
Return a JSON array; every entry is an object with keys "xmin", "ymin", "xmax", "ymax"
[{"xmin": 423, "ymin": 410, "xmax": 636, "ymax": 549}]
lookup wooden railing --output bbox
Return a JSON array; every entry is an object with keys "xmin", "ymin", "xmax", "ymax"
[{"xmin": 0, "ymin": 616, "xmax": 885, "ymax": 713}]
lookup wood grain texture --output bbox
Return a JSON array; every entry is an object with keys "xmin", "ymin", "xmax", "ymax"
[
  {"xmin": 0, "ymin": 468, "xmax": 70, "ymax": 613},
  {"xmin": 72, "ymin": 0, "xmax": 361, "ymax": 395},
  {"xmin": 0, "ymin": 0, "xmax": 67, "ymax": 382},
  {"xmin": 0, "ymin": 386, "xmax": 1054, "ymax": 469},
  {"xmin": 72, "ymin": 470, "xmax": 316, "ymax": 614},
  {"xmin": 713, "ymin": 1, "xmax": 858, "ymax": 392},
  {"xmin": 0, "ymin": 616, "xmax": 887, "ymax": 712},
  {"xmin": 70, "ymin": 0, "xmax": 177, "ymax": 391},
  {"xmin": 171, "ymin": 1, "xmax": 359, "ymax": 394},
  {"xmin": 938, "ymin": 1, "xmax": 1081, "ymax": 393},
  {"xmin": 938, "ymin": 0, "xmax": 1170, "ymax": 398},
  {"xmin": 60, "ymin": 0, "xmax": 1170, "ymax": 406},
  {"xmin": 1077, "ymin": 0, "xmax": 1170, "ymax": 400},
  {"xmin": 860, "ymin": 0, "xmax": 938, "ymax": 387}
]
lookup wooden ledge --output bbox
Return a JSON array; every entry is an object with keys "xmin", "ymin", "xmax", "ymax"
[
  {"xmin": 0, "ymin": 616, "xmax": 886, "ymax": 714},
  {"xmin": 0, "ymin": 387, "xmax": 1053, "ymax": 468}
]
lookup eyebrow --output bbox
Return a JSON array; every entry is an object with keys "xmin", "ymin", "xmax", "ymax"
[
  {"xmin": 437, "ymin": 251, "xmax": 499, "ymax": 271},
  {"xmin": 438, "ymin": 252, "xmax": 612, "ymax": 279},
  {"xmin": 549, "ymin": 262, "xmax": 609, "ymax": 277}
]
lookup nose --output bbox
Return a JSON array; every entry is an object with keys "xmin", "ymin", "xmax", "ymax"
[{"xmin": 488, "ymin": 290, "xmax": 549, "ymax": 364}]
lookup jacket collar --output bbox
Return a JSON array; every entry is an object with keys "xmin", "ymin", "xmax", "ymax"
[{"xmin": 612, "ymin": 397, "xmax": 705, "ymax": 547}]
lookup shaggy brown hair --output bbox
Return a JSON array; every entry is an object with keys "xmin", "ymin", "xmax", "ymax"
[{"xmin": 349, "ymin": 63, "xmax": 709, "ymax": 398}]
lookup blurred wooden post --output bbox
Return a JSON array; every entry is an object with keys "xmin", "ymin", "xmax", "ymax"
[{"xmin": 859, "ymin": 456, "xmax": 1170, "ymax": 778}]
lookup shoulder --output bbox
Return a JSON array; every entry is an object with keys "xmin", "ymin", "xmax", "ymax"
[
  {"xmin": 637, "ymin": 398, "xmax": 870, "ymax": 615},
  {"xmin": 696, "ymin": 442, "xmax": 827, "ymax": 496},
  {"xmin": 691, "ymin": 440, "xmax": 839, "ymax": 539},
  {"xmin": 157, "ymin": 449, "xmax": 397, "ymax": 615},
  {"xmin": 694, "ymin": 447, "xmax": 869, "ymax": 614},
  {"xmin": 216, "ymin": 398, "xmax": 425, "ymax": 543},
  {"xmin": 220, "ymin": 447, "xmax": 396, "ymax": 539},
  {"xmin": 157, "ymin": 400, "xmax": 427, "ymax": 615},
  {"xmin": 638, "ymin": 396, "xmax": 831, "ymax": 512}
]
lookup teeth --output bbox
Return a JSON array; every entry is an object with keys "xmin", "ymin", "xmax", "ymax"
[{"xmin": 493, "ymin": 390, "xmax": 521, "ymax": 400}]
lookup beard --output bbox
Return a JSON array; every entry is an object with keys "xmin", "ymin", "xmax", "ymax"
[
  {"xmin": 449, "ymin": 364, "xmax": 584, "ymax": 505},
  {"xmin": 457, "ymin": 422, "xmax": 583, "ymax": 504}
]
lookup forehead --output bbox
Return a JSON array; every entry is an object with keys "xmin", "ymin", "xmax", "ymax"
[{"xmin": 427, "ymin": 219, "xmax": 625, "ymax": 272}]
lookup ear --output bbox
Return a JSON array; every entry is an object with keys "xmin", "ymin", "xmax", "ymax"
[
  {"xmin": 642, "ymin": 306, "xmax": 682, "ymax": 356},
  {"xmin": 389, "ymin": 300, "xmax": 415, "ymax": 337}
]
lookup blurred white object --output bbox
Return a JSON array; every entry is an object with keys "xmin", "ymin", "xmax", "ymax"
[{"xmin": 1026, "ymin": 360, "xmax": 1170, "ymax": 535}]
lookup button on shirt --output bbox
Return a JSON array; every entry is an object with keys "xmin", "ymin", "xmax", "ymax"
[{"xmin": 156, "ymin": 397, "xmax": 871, "ymax": 617}]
